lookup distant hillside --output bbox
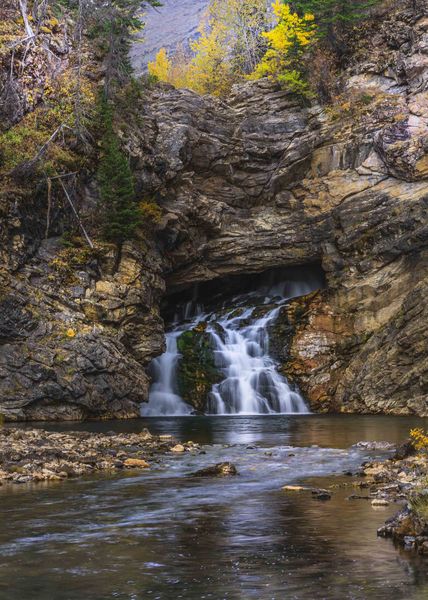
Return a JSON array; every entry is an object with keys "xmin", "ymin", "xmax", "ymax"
[{"xmin": 131, "ymin": 0, "xmax": 210, "ymax": 73}]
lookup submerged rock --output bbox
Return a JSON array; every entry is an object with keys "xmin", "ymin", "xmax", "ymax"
[
  {"xmin": 352, "ymin": 441, "xmax": 396, "ymax": 451},
  {"xmin": 191, "ymin": 462, "xmax": 238, "ymax": 477},
  {"xmin": 312, "ymin": 489, "xmax": 332, "ymax": 501}
]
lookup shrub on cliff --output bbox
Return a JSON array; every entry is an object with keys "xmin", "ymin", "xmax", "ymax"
[{"xmin": 249, "ymin": 1, "xmax": 316, "ymax": 98}]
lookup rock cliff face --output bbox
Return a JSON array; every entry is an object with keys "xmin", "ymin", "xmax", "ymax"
[
  {"xmin": 128, "ymin": 2, "xmax": 428, "ymax": 416},
  {"xmin": 0, "ymin": 1, "xmax": 427, "ymax": 419},
  {"xmin": 0, "ymin": 214, "xmax": 165, "ymax": 419}
]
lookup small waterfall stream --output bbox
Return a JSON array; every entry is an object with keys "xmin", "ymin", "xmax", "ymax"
[
  {"xmin": 206, "ymin": 306, "xmax": 306, "ymax": 414},
  {"xmin": 142, "ymin": 268, "xmax": 324, "ymax": 416}
]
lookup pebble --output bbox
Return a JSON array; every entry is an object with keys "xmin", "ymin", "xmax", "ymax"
[
  {"xmin": 171, "ymin": 444, "xmax": 186, "ymax": 453},
  {"xmin": 371, "ymin": 498, "xmax": 390, "ymax": 506},
  {"xmin": 123, "ymin": 458, "xmax": 150, "ymax": 468}
]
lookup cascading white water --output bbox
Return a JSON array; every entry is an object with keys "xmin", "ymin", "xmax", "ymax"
[
  {"xmin": 141, "ymin": 332, "xmax": 193, "ymax": 416},
  {"xmin": 206, "ymin": 306, "xmax": 307, "ymax": 414},
  {"xmin": 141, "ymin": 268, "xmax": 324, "ymax": 416}
]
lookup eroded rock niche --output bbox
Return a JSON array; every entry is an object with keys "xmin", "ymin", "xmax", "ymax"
[{"xmin": 146, "ymin": 264, "xmax": 326, "ymax": 414}]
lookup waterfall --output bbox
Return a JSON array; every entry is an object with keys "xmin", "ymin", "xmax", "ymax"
[
  {"xmin": 141, "ymin": 332, "xmax": 193, "ymax": 416},
  {"xmin": 141, "ymin": 268, "xmax": 324, "ymax": 416},
  {"xmin": 206, "ymin": 306, "xmax": 307, "ymax": 414}
]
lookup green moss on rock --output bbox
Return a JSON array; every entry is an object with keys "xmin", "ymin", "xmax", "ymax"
[{"xmin": 176, "ymin": 322, "xmax": 222, "ymax": 412}]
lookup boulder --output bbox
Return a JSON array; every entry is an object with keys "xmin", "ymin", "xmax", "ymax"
[{"xmin": 191, "ymin": 462, "xmax": 238, "ymax": 477}]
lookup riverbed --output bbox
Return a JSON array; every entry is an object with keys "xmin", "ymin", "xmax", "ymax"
[{"xmin": 1, "ymin": 415, "xmax": 428, "ymax": 599}]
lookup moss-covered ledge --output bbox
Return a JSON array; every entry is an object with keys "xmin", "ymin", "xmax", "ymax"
[{"xmin": 176, "ymin": 322, "xmax": 222, "ymax": 413}]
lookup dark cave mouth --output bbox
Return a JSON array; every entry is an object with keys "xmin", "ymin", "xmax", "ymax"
[{"xmin": 162, "ymin": 262, "xmax": 326, "ymax": 325}]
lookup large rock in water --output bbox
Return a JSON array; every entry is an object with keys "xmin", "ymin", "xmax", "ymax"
[{"xmin": 0, "ymin": 1, "xmax": 427, "ymax": 419}]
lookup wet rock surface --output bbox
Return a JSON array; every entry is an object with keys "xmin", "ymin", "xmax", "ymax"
[
  {"xmin": 352, "ymin": 442, "xmax": 428, "ymax": 554},
  {"xmin": 0, "ymin": 426, "xmax": 194, "ymax": 485},
  {"xmin": 191, "ymin": 461, "xmax": 238, "ymax": 477},
  {"xmin": 176, "ymin": 322, "xmax": 222, "ymax": 412}
]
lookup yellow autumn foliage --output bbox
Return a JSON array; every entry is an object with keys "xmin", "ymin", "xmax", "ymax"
[
  {"xmin": 148, "ymin": 47, "xmax": 171, "ymax": 81},
  {"xmin": 250, "ymin": 1, "xmax": 316, "ymax": 94},
  {"xmin": 148, "ymin": 0, "xmax": 268, "ymax": 96},
  {"xmin": 410, "ymin": 428, "xmax": 428, "ymax": 452},
  {"xmin": 148, "ymin": 18, "xmax": 233, "ymax": 97},
  {"xmin": 187, "ymin": 20, "xmax": 233, "ymax": 96}
]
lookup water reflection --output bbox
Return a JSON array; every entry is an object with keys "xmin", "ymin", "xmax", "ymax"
[
  {"xmin": 12, "ymin": 413, "xmax": 428, "ymax": 448},
  {"xmin": 1, "ymin": 415, "xmax": 428, "ymax": 599}
]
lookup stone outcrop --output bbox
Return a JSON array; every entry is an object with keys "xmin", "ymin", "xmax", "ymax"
[
  {"xmin": 0, "ymin": 205, "xmax": 165, "ymax": 420},
  {"xmin": 176, "ymin": 322, "xmax": 222, "ymax": 412},
  {"xmin": 0, "ymin": 0, "xmax": 427, "ymax": 419}
]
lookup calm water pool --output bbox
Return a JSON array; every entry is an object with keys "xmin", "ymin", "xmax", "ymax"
[{"xmin": 1, "ymin": 415, "xmax": 427, "ymax": 600}]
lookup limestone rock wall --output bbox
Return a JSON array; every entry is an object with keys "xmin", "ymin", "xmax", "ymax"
[{"xmin": 0, "ymin": 190, "xmax": 165, "ymax": 420}]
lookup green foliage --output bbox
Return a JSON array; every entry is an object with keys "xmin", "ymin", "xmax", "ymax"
[
  {"xmin": 292, "ymin": 0, "xmax": 379, "ymax": 28},
  {"xmin": 291, "ymin": 0, "xmax": 380, "ymax": 51},
  {"xmin": 277, "ymin": 69, "xmax": 314, "ymax": 99},
  {"xmin": 85, "ymin": 0, "xmax": 162, "ymax": 96},
  {"xmin": 97, "ymin": 99, "xmax": 141, "ymax": 245}
]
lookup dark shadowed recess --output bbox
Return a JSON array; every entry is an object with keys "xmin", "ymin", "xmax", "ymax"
[{"xmin": 162, "ymin": 262, "xmax": 326, "ymax": 324}]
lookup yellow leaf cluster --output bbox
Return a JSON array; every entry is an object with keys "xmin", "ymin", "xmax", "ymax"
[
  {"xmin": 250, "ymin": 1, "xmax": 316, "ymax": 82},
  {"xmin": 148, "ymin": 48, "xmax": 171, "ymax": 82},
  {"xmin": 410, "ymin": 428, "xmax": 428, "ymax": 452}
]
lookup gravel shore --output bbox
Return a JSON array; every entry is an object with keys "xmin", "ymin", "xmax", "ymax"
[{"xmin": 0, "ymin": 427, "xmax": 198, "ymax": 485}]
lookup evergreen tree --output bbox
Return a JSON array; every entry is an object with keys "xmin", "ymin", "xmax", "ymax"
[
  {"xmin": 97, "ymin": 101, "xmax": 141, "ymax": 245},
  {"xmin": 291, "ymin": 0, "xmax": 379, "ymax": 52}
]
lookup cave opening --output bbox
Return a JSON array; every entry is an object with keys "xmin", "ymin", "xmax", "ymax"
[
  {"xmin": 162, "ymin": 262, "xmax": 326, "ymax": 325},
  {"xmin": 143, "ymin": 262, "xmax": 326, "ymax": 416}
]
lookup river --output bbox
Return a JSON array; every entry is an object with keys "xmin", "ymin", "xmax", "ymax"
[{"xmin": 1, "ymin": 415, "xmax": 428, "ymax": 599}]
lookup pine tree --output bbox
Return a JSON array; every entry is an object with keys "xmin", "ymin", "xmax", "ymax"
[
  {"xmin": 291, "ymin": 0, "xmax": 379, "ymax": 52},
  {"xmin": 97, "ymin": 101, "xmax": 141, "ymax": 245}
]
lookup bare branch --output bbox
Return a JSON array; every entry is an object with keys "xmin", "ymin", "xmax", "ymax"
[
  {"xmin": 45, "ymin": 176, "xmax": 52, "ymax": 239},
  {"xmin": 57, "ymin": 178, "xmax": 94, "ymax": 249},
  {"xmin": 18, "ymin": 0, "xmax": 34, "ymax": 39}
]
